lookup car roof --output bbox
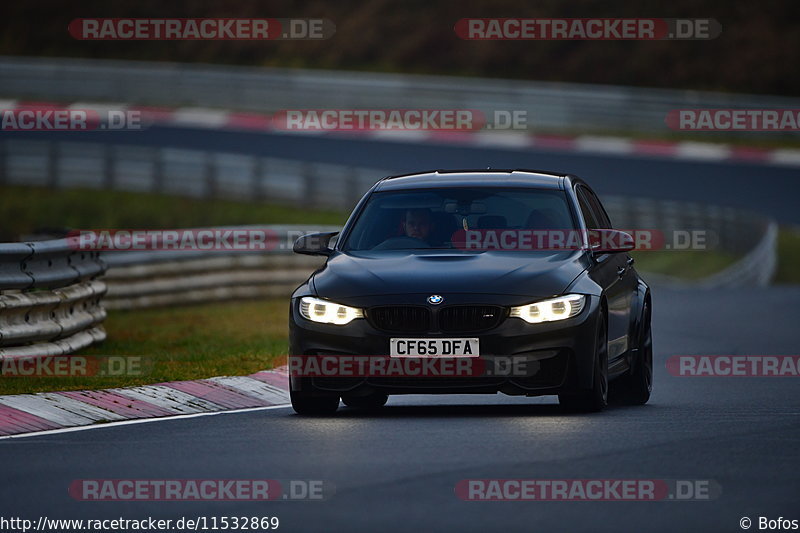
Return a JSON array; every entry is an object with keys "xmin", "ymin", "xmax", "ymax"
[{"xmin": 374, "ymin": 170, "xmax": 567, "ymax": 191}]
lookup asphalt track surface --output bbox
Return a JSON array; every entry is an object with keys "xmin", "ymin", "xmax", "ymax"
[
  {"xmin": 5, "ymin": 126, "xmax": 800, "ymax": 224},
  {"xmin": 2, "ymin": 127, "xmax": 798, "ymax": 531},
  {"xmin": 1, "ymin": 286, "xmax": 799, "ymax": 532}
]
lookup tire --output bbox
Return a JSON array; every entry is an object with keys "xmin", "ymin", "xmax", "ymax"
[
  {"xmin": 559, "ymin": 311, "xmax": 608, "ymax": 412},
  {"xmin": 342, "ymin": 393, "xmax": 389, "ymax": 410},
  {"xmin": 290, "ymin": 389, "xmax": 340, "ymax": 416},
  {"xmin": 613, "ymin": 299, "xmax": 653, "ymax": 405}
]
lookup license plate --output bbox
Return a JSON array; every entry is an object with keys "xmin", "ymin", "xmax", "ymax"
[{"xmin": 390, "ymin": 338, "xmax": 479, "ymax": 357}]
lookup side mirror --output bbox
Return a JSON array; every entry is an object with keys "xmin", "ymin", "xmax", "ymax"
[
  {"xmin": 588, "ymin": 229, "xmax": 635, "ymax": 253},
  {"xmin": 293, "ymin": 232, "xmax": 339, "ymax": 257}
]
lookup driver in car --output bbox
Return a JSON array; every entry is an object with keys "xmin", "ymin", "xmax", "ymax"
[{"xmin": 403, "ymin": 208, "xmax": 433, "ymax": 242}]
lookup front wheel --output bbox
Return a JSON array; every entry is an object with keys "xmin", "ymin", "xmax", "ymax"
[
  {"xmin": 559, "ymin": 312, "xmax": 608, "ymax": 412},
  {"xmin": 290, "ymin": 389, "xmax": 339, "ymax": 416}
]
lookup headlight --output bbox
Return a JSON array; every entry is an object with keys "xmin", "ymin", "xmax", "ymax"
[
  {"xmin": 299, "ymin": 296, "xmax": 364, "ymax": 325},
  {"xmin": 509, "ymin": 294, "xmax": 586, "ymax": 323}
]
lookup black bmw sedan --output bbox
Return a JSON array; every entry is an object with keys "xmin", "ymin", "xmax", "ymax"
[{"xmin": 289, "ymin": 170, "xmax": 652, "ymax": 415}]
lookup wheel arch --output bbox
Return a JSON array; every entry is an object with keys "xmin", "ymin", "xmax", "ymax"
[{"xmin": 631, "ymin": 280, "xmax": 651, "ymax": 350}]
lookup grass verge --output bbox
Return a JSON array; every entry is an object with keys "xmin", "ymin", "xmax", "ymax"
[
  {"xmin": 631, "ymin": 250, "xmax": 739, "ymax": 280},
  {"xmin": 633, "ymin": 226, "xmax": 800, "ymax": 282},
  {"xmin": 0, "ymin": 185, "xmax": 347, "ymax": 241},
  {"xmin": 0, "ymin": 299, "xmax": 289, "ymax": 395},
  {"xmin": 775, "ymin": 227, "xmax": 800, "ymax": 284}
]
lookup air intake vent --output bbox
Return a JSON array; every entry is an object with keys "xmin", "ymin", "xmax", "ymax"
[
  {"xmin": 438, "ymin": 305, "xmax": 505, "ymax": 332},
  {"xmin": 367, "ymin": 306, "xmax": 430, "ymax": 332}
]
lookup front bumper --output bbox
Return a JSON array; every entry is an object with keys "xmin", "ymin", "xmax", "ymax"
[{"xmin": 289, "ymin": 294, "xmax": 600, "ymax": 397}]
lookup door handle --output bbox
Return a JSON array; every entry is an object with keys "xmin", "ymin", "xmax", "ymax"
[
  {"xmin": 617, "ymin": 266, "xmax": 626, "ymax": 278},
  {"xmin": 626, "ymin": 257, "xmax": 635, "ymax": 266}
]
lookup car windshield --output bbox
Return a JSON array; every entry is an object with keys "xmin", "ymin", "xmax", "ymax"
[{"xmin": 341, "ymin": 187, "xmax": 576, "ymax": 251}]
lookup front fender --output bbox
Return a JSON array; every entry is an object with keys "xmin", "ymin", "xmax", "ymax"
[{"xmin": 564, "ymin": 269, "xmax": 603, "ymax": 297}]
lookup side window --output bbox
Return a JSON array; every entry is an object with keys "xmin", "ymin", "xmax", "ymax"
[
  {"xmin": 583, "ymin": 188, "xmax": 612, "ymax": 229},
  {"xmin": 575, "ymin": 187, "xmax": 599, "ymax": 229}
]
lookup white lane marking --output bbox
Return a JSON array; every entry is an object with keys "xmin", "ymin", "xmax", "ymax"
[
  {"xmin": 575, "ymin": 136, "xmax": 635, "ymax": 154},
  {"xmin": 768, "ymin": 149, "xmax": 800, "ymax": 167},
  {"xmin": 110, "ymin": 385, "xmax": 222, "ymax": 414},
  {"xmin": 675, "ymin": 141, "xmax": 732, "ymax": 160},
  {"xmin": 0, "ymin": 395, "xmax": 98, "ymax": 426},
  {"xmin": 209, "ymin": 376, "xmax": 290, "ymax": 405},
  {"xmin": 370, "ymin": 130, "xmax": 432, "ymax": 142},
  {"xmin": 0, "ymin": 404, "xmax": 292, "ymax": 441},
  {"xmin": 170, "ymin": 108, "xmax": 230, "ymax": 128},
  {"xmin": 67, "ymin": 101, "xmax": 129, "ymax": 115},
  {"xmin": 471, "ymin": 131, "xmax": 530, "ymax": 148}
]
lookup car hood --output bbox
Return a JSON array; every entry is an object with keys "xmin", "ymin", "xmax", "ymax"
[{"xmin": 311, "ymin": 250, "xmax": 588, "ymax": 300}]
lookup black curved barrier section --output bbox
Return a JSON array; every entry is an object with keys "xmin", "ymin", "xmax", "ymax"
[{"xmin": 0, "ymin": 237, "xmax": 107, "ymax": 358}]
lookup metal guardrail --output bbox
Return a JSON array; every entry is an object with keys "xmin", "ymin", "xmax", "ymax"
[
  {"xmin": 0, "ymin": 237, "xmax": 107, "ymax": 358},
  {"xmin": 604, "ymin": 196, "xmax": 777, "ymax": 287},
  {"xmin": 102, "ymin": 249, "xmax": 325, "ymax": 310},
  {"xmin": 699, "ymin": 222, "xmax": 778, "ymax": 288},
  {"xmin": 0, "ymin": 280, "xmax": 107, "ymax": 356},
  {"xmin": 0, "ymin": 237, "xmax": 106, "ymax": 290},
  {"xmin": 0, "ymin": 139, "xmax": 390, "ymax": 210},
  {"xmin": 2, "ymin": 55, "xmax": 799, "ymax": 135},
  {"xmin": 100, "ymin": 226, "xmax": 334, "ymax": 310},
  {"xmin": 602, "ymin": 197, "xmax": 767, "ymax": 256}
]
